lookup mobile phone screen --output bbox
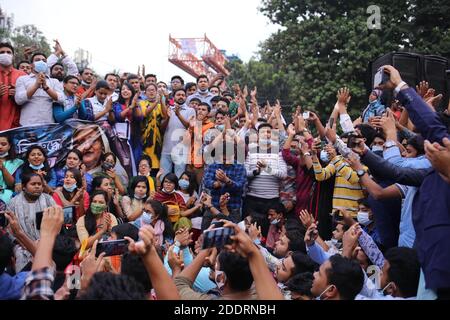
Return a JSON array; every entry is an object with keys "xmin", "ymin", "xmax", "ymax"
[
  {"xmin": 201, "ymin": 227, "xmax": 235, "ymax": 249},
  {"xmin": 95, "ymin": 239, "xmax": 129, "ymax": 257},
  {"xmin": 36, "ymin": 211, "xmax": 43, "ymax": 230},
  {"xmin": 63, "ymin": 206, "xmax": 75, "ymax": 225}
]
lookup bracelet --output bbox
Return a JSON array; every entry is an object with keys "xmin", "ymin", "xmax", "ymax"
[
  {"xmin": 304, "ymin": 152, "xmax": 311, "ymax": 157},
  {"xmin": 394, "ymin": 81, "xmax": 407, "ymax": 96}
]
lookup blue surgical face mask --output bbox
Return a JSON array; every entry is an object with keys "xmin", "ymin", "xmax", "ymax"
[
  {"xmin": 178, "ymin": 179, "xmax": 190, "ymax": 190},
  {"xmin": 30, "ymin": 163, "xmax": 44, "ymax": 170},
  {"xmin": 216, "ymin": 124, "xmax": 225, "ymax": 132},
  {"xmin": 63, "ymin": 184, "xmax": 77, "ymax": 193},
  {"xmin": 142, "ymin": 211, "xmax": 153, "ymax": 225},
  {"xmin": 320, "ymin": 150, "xmax": 330, "ymax": 163},
  {"xmin": 34, "ymin": 60, "xmax": 48, "ymax": 74}
]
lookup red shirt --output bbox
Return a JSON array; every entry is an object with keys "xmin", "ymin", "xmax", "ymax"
[{"xmin": 0, "ymin": 66, "xmax": 26, "ymax": 131}]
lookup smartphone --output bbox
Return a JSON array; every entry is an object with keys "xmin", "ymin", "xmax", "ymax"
[
  {"xmin": 202, "ymin": 227, "xmax": 235, "ymax": 249},
  {"xmin": 35, "ymin": 206, "xmax": 75, "ymax": 230},
  {"xmin": 95, "ymin": 239, "xmax": 129, "ymax": 257},
  {"xmin": 0, "ymin": 212, "xmax": 8, "ymax": 228},
  {"xmin": 373, "ymin": 67, "xmax": 389, "ymax": 88},
  {"xmin": 63, "ymin": 206, "xmax": 76, "ymax": 225},
  {"xmin": 102, "ymin": 162, "xmax": 114, "ymax": 171},
  {"xmin": 36, "ymin": 210, "xmax": 43, "ymax": 230},
  {"xmin": 302, "ymin": 111, "xmax": 310, "ymax": 119}
]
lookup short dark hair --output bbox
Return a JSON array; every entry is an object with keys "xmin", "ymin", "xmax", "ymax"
[
  {"xmin": 189, "ymin": 97, "xmax": 201, "ymax": 104},
  {"xmin": 0, "ymin": 42, "xmax": 14, "ymax": 54},
  {"xmin": 196, "ymin": 74, "xmax": 209, "ymax": 83},
  {"xmin": 222, "ymin": 91, "xmax": 234, "ymax": 98},
  {"xmin": 286, "ymin": 230, "xmax": 306, "ymax": 253},
  {"xmin": 372, "ymin": 132, "xmax": 386, "ymax": 142},
  {"xmin": 50, "ymin": 62, "xmax": 64, "ymax": 73},
  {"xmin": 52, "ymin": 235, "xmax": 77, "ymax": 271},
  {"xmin": 17, "ymin": 60, "xmax": 30, "ymax": 68},
  {"xmin": 286, "ymin": 272, "xmax": 314, "ymax": 298},
  {"xmin": 30, "ymin": 52, "xmax": 47, "ymax": 62},
  {"xmin": 78, "ymin": 272, "xmax": 147, "ymax": 300},
  {"xmin": 144, "ymin": 74, "xmax": 157, "ymax": 81},
  {"xmin": 112, "ymin": 224, "xmax": 139, "ymax": 241},
  {"xmin": 172, "ymin": 88, "xmax": 186, "ymax": 96},
  {"xmin": 185, "ymin": 82, "xmax": 197, "ymax": 91},
  {"xmin": 384, "ymin": 247, "xmax": 420, "ymax": 298},
  {"xmin": 95, "ymin": 80, "xmax": 109, "ymax": 91},
  {"xmin": 63, "ymin": 75, "xmax": 80, "ymax": 84},
  {"xmin": 266, "ymin": 202, "xmax": 287, "ymax": 217},
  {"xmin": 211, "ymin": 96, "xmax": 221, "ymax": 103},
  {"xmin": 127, "ymin": 74, "xmax": 139, "ymax": 82},
  {"xmin": 357, "ymin": 197, "xmax": 371, "ymax": 208},
  {"xmin": 0, "ymin": 132, "xmax": 16, "ymax": 159},
  {"xmin": 407, "ymin": 135, "xmax": 425, "ymax": 156},
  {"xmin": 291, "ymin": 251, "xmax": 319, "ymax": 275},
  {"xmin": 0, "ymin": 232, "xmax": 13, "ymax": 275},
  {"xmin": 80, "ymin": 67, "xmax": 93, "ymax": 75},
  {"xmin": 209, "ymin": 85, "xmax": 220, "ymax": 92},
  {"xmin": 218, "ymin": 97, "xmax": 230, "ymax": 107},
  {"xmin": 104, "ymin": 73, "xmax": 119, "ymax": 81},
  {"xmin": 354, "ymin": 123, "xmax": 377, "ymax": 146},
  {"xmin": 121, "ymin": 252, "xmax": 152, "ymax": 293},
  {"xmin": 257, "ymin": 123, "xmax": 273, "ymax": 132},
  {"xmin": 215, "ymin": 110, "xmax": 227, "ymax": 118},
  {"xmin": 326, "ymin": 255, "xmax": 364, "ymax": 300},
  {"xmin": 198, "ymin": 102, "xmax": 211, "ymax": 112},
  {"xmin": 218, "ymin": 251, "xmax": 253, "ymax": 292},
  {"xmin": 171, "ymin": 75, "xmax": 184, "ymax": 85}
]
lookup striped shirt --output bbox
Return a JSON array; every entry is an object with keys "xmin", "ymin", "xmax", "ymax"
[
  {"xmin": 245, "ymin": 150, "xmax": 287, "ymax": 199},
  {"xmin": 313, "ymin": 155, "xmax": 366, "ymax": 216}
]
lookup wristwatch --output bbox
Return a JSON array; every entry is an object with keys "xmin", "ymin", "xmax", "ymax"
[
  {"xmin": 384, "ymin": 141, "xmax": 397, "ymax": 149},
  {"xmin": 43, "ymin": 86, "xmax": 50, "ymax": 91},
  {"xmin": 357, "ymin": 169, "xmax": 367, "ymax": 177}
]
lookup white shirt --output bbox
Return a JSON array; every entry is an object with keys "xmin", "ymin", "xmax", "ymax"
[
  {"xmin": 87, "ymin": 96, "xmax": 108, "ymax": 121},
  {"xmin": 162, "ymin": 104, "xmax": 196, "ymax": 154},
  {"xmin": 15, "ymin": 74, "xmax": 65, "ymax": 126}
]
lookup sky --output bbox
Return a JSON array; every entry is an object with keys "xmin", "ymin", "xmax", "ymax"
[{"xmin": 1, "ymin": 0, "xmax": 280, "ymax": 82}]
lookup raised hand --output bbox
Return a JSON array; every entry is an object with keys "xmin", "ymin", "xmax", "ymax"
[
  {"xmin": 337, "ymin": 87, "xmax": 351, "ymax": 104},
  {"xmin": 416, "ymin": 81, "xmax": 429, "ymax": 98},
  {"xmin": 299, "ymin": 209, "xmax": 314, "ymax": 229}
]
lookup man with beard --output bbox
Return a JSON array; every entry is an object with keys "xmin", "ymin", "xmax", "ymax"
[
  {"xmin": 47, "ymin": 40, "xmax": 78, "ymax": 83},
  {"xmin": 160, "ymin": 88, "xmax": 196, "ymax": 179}
]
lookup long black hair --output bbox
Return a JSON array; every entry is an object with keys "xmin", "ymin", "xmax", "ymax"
[
  {"xmin": 84, "ymin": 190, "xmax": 108, "ymax": 236},
  {"xmin": 61, "ymin": 168, "xmax": 83, "ymax": 200},
  {"xmin": 117, "ymin": 82, "xmax": 136, "ymax": 106},
  {"xmin": 20, "ymin": 145, "xmax": 51, "ymax": 182},
  {"xmin": 161, "ymin": 173, "xmax": 179, "ymax": 191},
  {"xmin": 0, "ymin": 133, "xmax": 16, "ymax": 160},
  {"xmin": 146, "ymin": 199, "xmax": 174, "ymax": 240},
  {"xmin": 128, "ymin": 176, "xmax": 150, "ymax": 200}
]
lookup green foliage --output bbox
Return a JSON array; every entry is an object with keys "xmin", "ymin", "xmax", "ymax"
[
  {"xmin": 228, "ymin": 0, "xmax": 450, "ymax": 117},
  {"xmin": 10, "ymin": 24, "xmax": 51, "ymax": 62}
]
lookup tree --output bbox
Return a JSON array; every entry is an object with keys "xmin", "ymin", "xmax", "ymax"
[
  {"xmin": 10, "ymin": 24, "xmax": 51, "ymax": 62},
  {"xmin": 226, "ymin": 57, "xmax": 293, "ymax": 107},
  {"xmin": 257, "ymin": 0, "xmax": 450, "ymax": 117}
]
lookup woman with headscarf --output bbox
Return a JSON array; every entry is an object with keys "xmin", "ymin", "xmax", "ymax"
[{"xmin": 362, "ymin": 89, "xmax": 386, "ymax": 123}]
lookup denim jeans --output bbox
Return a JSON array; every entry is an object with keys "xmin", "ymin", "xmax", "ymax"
[{"xmin": 160, "ymin": 153, "xmax": 186, "ymax": 181}]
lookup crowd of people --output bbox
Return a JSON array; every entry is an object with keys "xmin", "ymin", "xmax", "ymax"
[{"xmin": 1, "ymin": 40, "xmax": 450, "ymax": 300}]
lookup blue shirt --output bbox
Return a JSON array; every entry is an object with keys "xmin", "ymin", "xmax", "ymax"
[
  {"xmin": 203, "ymin": 163, "xmax": 247, "ymax": 210},
  {"xmin": 0, "ymin": 271, "xmax": 28, "ymax": 300}
]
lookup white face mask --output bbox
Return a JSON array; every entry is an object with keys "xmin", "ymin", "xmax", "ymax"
[
  {"xmin": 0, "ymin": 53, "xmax": 13, "ymax": 66},
  {"xmin": 316, "ymin": 285, "xmax": 335, "ymax": 300},
  {"xmin": 271, "ymin": 218, "xmax": 280, "ymax": 225},
  {"xmin": 371, "ymin": 145, "xmax": 384, "ymax": 153},
  {"xmin": 357, "ymin": 211, "xmax": 372, "ymax": 226},
  {"xmin": 330, "ymin": 238, "xmax": 342, "ymax": 249},
  {"xmin": 0, "ymin": 151, "xmax": 9, "ymax": 158},
  {"xmin": 215, "ymin": 270, "xmax": 226, "ymax": 291}
]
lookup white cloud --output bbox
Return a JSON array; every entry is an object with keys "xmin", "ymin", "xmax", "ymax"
[{"xmin": 2, "ymin": 0, "xmax": 279, "ymax": 82}]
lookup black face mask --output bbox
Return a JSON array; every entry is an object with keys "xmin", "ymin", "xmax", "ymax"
[{"xmin": 23, "ymin": 190, "xmax": 41, "ymax": 201}]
